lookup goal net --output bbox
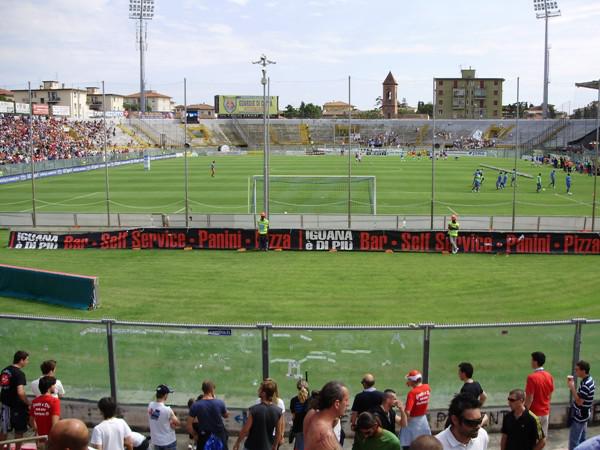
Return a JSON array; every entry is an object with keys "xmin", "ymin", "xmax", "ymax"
[{"xmin": 248, "ymin": 175, "xmax": 376, "ymax": 214}]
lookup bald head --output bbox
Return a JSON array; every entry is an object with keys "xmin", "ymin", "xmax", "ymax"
[
  {"xmin": 48, "ymin": 419, "xmax": 89, "ymax": 450},
  {"xmin": 410, "ymin": 435, "xmax": 443, "ymax": 450},
  {"xmin": 361, "ymin": 373, "xmax": 375, "ymax": 388}
]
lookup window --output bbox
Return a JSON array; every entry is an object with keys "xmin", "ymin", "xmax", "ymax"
[
  {"xmin": 494, "ymin": 100, "xmax": 498, "ymax": 106},
  {"xmin": 494, "ymin": 90, "xmax": 498, "ymax": 96},
  {"xmin": 479, "ymin": 99, "xmax": 484, "ymax": 108},
  {"xmin": 439, "ymin": 99, "xmax": 443, "ymax": 105},
  {"xmin": 439, "ymin": 80, "xmax": 443, "ymax": 85},
  {"xmin": 438, "ymin": 90, "xmax": 443, "ymax": 96},
  {"xmin": 453, "ymin": 80, "xmax": 458, "ymax": 88},
  {"xmin": 479, "ymin": 80, "xmax": 484, "ymax": 88},
  {"xmin": 438, "ymin": 109, "xmax": 443, "ymax": 115},
  {"xmin": 387, "ymin": 90, "xmax": 392, "ymax": 101},
  {"xmin": 494, "ymin": 80, "xmax": 499, "ymax": 86},
  {"xmin": 494, "ymin": 110, "xmax": 498, "ymax": 116}
]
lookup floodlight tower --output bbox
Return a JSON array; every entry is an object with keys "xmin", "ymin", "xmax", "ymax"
[
  {"xmin": 534, "ymin": 0, "xmax": 561, "ymax": 119},
  {"xmin": 129, "ymin": 0, "xmax": 155, "ymax": 115},
  {"xmin": 252, "ymin": 54, "xmax": 276, "ymax": 217}
]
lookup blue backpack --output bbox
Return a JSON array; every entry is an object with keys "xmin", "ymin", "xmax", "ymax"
[{"xmin": 204, "ymin": 434, "xmax": 224, "ymax": 450}]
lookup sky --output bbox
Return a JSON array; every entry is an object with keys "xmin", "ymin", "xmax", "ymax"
[{"xmin": 1, "ymin": 0, "xmax": 600, "ymax": 113}]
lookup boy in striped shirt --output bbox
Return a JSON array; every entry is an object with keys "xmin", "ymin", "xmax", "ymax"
[{"xmin": 567, "ymin": 360, "xmax": 595, "ymax": 450}]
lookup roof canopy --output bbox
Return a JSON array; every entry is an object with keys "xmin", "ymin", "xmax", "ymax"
[{"xmin": 576, "ymin": 80, "xmax": 600, "ymax": 90}]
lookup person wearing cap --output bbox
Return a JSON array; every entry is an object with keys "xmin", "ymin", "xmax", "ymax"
[
  {"xmin": 257, "ymin": 212, "xmax": 269, "ymax": 251},
  {"xmin": 148, "ymin": 385, "xmax": 180, "ymax": 450},
  {"xmin": 447, "ymin": 215, "xmax": 459, "ymax": 254},
  {"xmin": 400, "ymin": 370, "xmax": 431, "ymax": 450},
  {"xmin": 351, "ymin": 374, "xmax": 384, "ymax": 430}
]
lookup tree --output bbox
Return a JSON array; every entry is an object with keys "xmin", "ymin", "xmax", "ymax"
[
  {"xmin": 417, "ymin": 101, "xmax": 433, "ymax": 117},
  {"xmin": 283, "ymin": 104, "xmax": 297, "ymax": 118}
]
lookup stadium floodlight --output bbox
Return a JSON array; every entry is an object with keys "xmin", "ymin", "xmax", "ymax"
[
  {"xmin": 252, "ymin": 54, "xmax": 276, "ymax": 217},
  {"xmin": 129, "ymin": 0, "xmax": 155, "ymax": 116},
  {"xmin": 575, "ymin": 79, "xmax": 600, "ymax": 231},
  {"xmin": 533, "ymin": 0, "xmax": 561, "ymax": 119}
]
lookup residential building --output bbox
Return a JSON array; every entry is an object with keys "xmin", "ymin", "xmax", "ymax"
[
  {"xmin": 322, "ymin": 101, "xmax": 355, "ymax": 118},
  {"xmin": 125, "ymin": 90, "xmax": 173, "ymax": 112},
  {"xmin": 11, "ymin": 81, "xmax": 88, "ymax": 119},
  {"xmin": 86, "ymin": 87, "xmax": 125, "ymax": 112},
  {"xmin": 434, "ymin": 68, "xmax": 504, "ymax": 119}
]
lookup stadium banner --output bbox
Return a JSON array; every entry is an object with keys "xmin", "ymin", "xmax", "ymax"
[
  {"xmin": 8, "ymin": 229, "xmax": 600, "ymax": 255},
  {"xmin": 0, "ymin": 153, "xmax": 177, "ymax": 185},
  {"xmin": 0, "ymin": 101, "xmax": 15, "ymax": 114},
  {"xmin": 32, "ymin": 104, "xmax": 49, "ymax": 115},
  {"xmin": 0, "ymin": 263, "xmax": 98, "ymax": 310},
  {"xmin": 15, "ymin": 103, "xmax": 30, "ymax": 114},
  {"xmin": 215, "ymin": 95, "xmax": 279, "ymax": 116},
  {"xmin": 51, "ymin": 105, "xmax": 70, "ymax": 116}
]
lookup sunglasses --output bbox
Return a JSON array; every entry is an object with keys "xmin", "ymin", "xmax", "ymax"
[
  {"xmin": 461, "ymin": 417, "xmax": 483, "ymax": 427},
  {"xmin": 507, "ymin": 397, "xmax": 521, "ymax": 402}
]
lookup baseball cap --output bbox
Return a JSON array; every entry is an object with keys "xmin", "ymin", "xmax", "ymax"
[
  {"xmin": 405, "ymin": 370, "xmax": 422, "ymax": 382},
  {"xmin": 156, "ymin": 384, "xmax": 174, "ymax": 396}
]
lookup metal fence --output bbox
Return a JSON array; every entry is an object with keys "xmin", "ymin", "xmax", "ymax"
[
  {"xmin": 1, "ymin": 314, "xmax": 597, "ymax": 409},
  {"xmin": 0, "ymin": 212, "xmax": 595, "ymax": 231}
]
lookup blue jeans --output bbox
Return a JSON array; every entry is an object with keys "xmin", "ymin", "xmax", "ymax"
[
  {"xmin": 570, "ymin": 420, "xmax": 588, "ymax": 450},
  {"xmin": 154, "ymin": 441, "xmax": 177, "ymax": 450}
]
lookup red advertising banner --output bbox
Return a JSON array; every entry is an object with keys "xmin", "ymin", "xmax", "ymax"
[
  {"xmin": 8, "ymin": 229, "xmax": 600, "ymax": 255},
  {"xmin": 32, "ymin": 104, "xmax": 49, "ymax": 115}
]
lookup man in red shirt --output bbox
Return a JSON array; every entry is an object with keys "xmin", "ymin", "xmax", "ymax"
[
  {"xmin": 400, "ymin": 370, "xmax": 431, "ymax": 450},
  {"xmin": 525, "ymin": 351, "xmax": 554, "ymax": 439},
  {"xmin": 30, "ymin": 376, "xmax": 60, "ymax": 448}
]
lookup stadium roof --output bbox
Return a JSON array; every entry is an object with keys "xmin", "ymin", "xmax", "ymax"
[{"xmin": 575, "ymin": 81, "xmax": 600, "ymax": 90}]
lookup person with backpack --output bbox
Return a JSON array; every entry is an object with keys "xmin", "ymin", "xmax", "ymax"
[{"xmin": 187, "ymin": 381, "xmax": 229, "ymax": 450}]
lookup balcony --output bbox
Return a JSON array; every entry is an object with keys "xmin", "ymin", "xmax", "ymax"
[
  {"xmin": 47, "ymin": 96, "xmax": 61, "ymax": 103},
  {"xmin": 473, "ymin": 89, "xmax": 486, "ymax": 98},
  {"xmin": 452, "ymin": 99, "xmax": 465, "ymax": 109},
  {"xmin": 453, "ymin": 88, "xmax": 465, "ymax": 97}
]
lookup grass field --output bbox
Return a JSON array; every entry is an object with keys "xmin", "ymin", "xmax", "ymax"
[
  {"xmin": 0, "ymin": 154, "xmax": 597, "ymax": 216},
  {"xmin": 0, "ymin": 154, "xmax": 598, "ymax": 409},
  {"xmin": 1, "ymin": 227, "xmax": 599, "ymax": 407}
]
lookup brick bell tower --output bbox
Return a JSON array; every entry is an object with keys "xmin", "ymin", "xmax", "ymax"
[{"xmin": 382, "ymin": 71, "xmax": 398, "ymax": 119}]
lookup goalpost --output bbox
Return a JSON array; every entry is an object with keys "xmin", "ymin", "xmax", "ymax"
[{"xmin": 248, "ymin": 175, "xmax": 377, "ymax": 214}]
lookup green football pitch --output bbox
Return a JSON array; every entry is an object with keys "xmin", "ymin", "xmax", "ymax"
[
  {"xmin": 0, "ymin": 154, "xmax": 598, "ymax": 408},
  {"xmin": 0, "ymin": 154, "xmax": 597, "ymax": 216}
]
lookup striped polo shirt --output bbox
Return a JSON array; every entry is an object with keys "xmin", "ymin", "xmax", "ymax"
[{"xmin": 573, "ymin": 375, "xmax": 595, "ymax": 422}]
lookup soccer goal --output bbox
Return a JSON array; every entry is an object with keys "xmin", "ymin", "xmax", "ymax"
[{"xmin": 248, "ymin": 175, "xmax": 376, "ymax": 214}]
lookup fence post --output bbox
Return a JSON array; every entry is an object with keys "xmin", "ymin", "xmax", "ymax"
[
  {"xmin": 421, "ymin": 323, "xmax": 434, "ymax": 383},
  {"xmin": 571, "ymin": 318, "xmax": 586, "ymax": 372},
  {"xmin": 103, "ymin": 319, "xmax": 118, "ymax": 403},
  {"xmin": 258, "ymin": 322, "xmax": 272, "ymax": 380}
]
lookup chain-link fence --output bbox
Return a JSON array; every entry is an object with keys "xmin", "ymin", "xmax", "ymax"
[{"xmin": 1, "ymin": 314, "xmax": 595, "ymax": 409}]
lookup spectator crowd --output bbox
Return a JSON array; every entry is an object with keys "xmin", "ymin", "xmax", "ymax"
[
  {"xmin": 0, "ymin": 350, "xmax": 597, "ymax": 450},
  {"xmin": 0, "ymin": 116, "xmax": 123, "ymax": 165}
]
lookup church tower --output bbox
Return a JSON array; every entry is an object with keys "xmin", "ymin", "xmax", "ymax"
[{"xmin": 382, "ymin": 71, "xmax": 398, "ymax": 119}]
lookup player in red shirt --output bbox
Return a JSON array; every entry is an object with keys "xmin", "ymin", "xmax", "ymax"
[
  {"xmin": 400, "ymin": 370, "xmax": 431, "ymax": 449},
  {"xmin": 30, "ymin": 376, "xmax": 61, "ymax": 448}
]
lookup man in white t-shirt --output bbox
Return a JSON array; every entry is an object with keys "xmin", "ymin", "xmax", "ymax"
[
  {"xmin": 148, "ymin": 385, "xmax": 180, "ymax": 450},
  {"xmin": 31, "ymin": 360, "xmax": 65, "ymax": 398},
  {"xmin": 90, "ymin": 397, "xmax": 133, "ymax": 450},
  {"xmin": 435, "ymin": 393, "xmax": 488, "ymax": 450}
]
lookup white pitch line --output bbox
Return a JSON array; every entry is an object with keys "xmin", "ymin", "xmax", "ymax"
[
  {"xmin": 554, "ymin": 192, "xmax": 589, "ymax": 206},
  {"xmin": 20, "ymin": 191, "xmax": 101, "ymax": 212},
  {"xmin": 174, "ymin": 207, "xmax": 185, "ymax": 213},
  {"xmin": 447, "ymin": 206, "xmax": 459, "ymax": 215}
]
